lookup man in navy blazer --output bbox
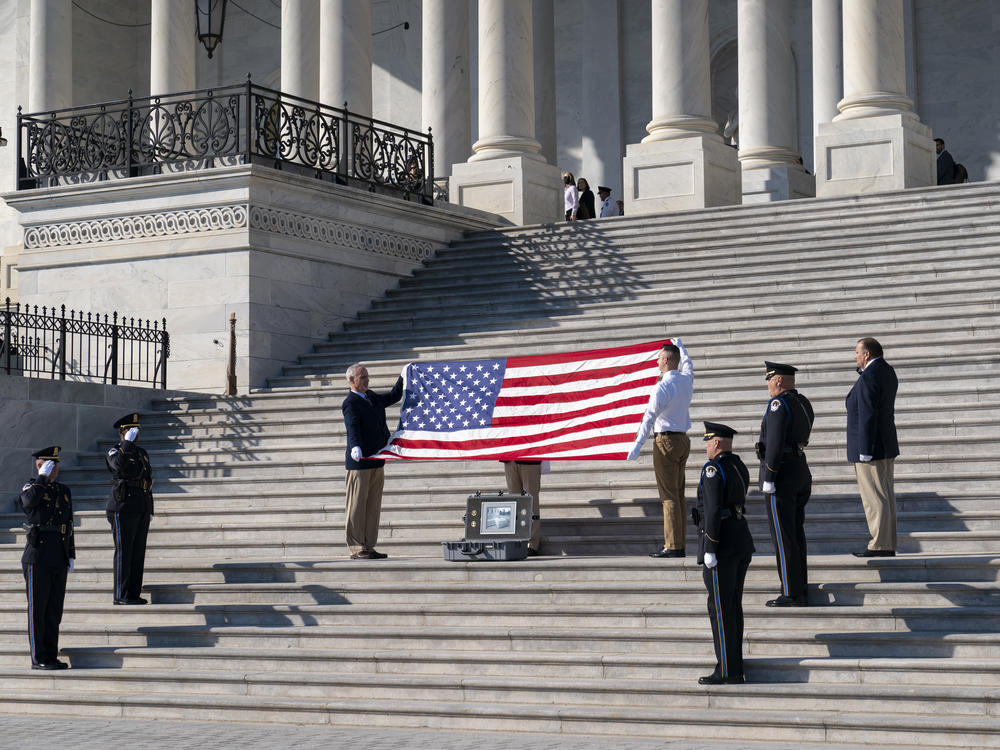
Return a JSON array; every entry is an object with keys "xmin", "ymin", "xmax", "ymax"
[
  {"xmin": 846, "ymin": 338, "xmax": 899, "ymax": 557},
  {"xmin": 342, "ymin": 363, "xmax": 404, "ymax": 559}
]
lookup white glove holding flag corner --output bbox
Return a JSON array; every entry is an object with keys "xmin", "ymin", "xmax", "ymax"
[
  {"xmin": 350, "ymin": 446, "xmax": 363, "ymax": 462},
  {"xmin": 704, "ymin": 552, "xmax": 717, "ymax": 569},
  {"xmin": 124, "ymin": 427, "xmax": 139, "ymax": 442},
  {"xmin": 626, "ymin": 442, "xmax": 642, "ymax": 461}
]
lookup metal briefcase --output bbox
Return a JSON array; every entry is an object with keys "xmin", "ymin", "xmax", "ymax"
[{"xmin": 442, "ymin": 491, "xmax": 535, "ymax": 562}]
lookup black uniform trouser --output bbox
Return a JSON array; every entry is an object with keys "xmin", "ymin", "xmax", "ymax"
[
  {"xmin": 107, "ymin": 510, "xmax": 150, "ymax": 601},
  {"xmin": 703, "ymin": 552, "xmax": 751, "ymax": 679},
  {"xmin": 764, "ymin": 457, "xmax": 811, "ymax": 599},
  {"xmin": 23, "ymin": 562, "xmax": 67, "ymax": 665}
]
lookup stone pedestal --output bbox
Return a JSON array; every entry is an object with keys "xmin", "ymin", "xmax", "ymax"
[
  {"xmin": 741, "ymin": 165, "xmax": 816, "ymax": 204},
  {"xmin": 624, "ymin": 136, "xmax": 740, "ymax": 213},
  {"xmin": 815, "ymin": 113, "xmax": 934, "ymax": 195},
  {"xmin": 450, "ymin": 156, "xmax": 562, "ymax": 226}
]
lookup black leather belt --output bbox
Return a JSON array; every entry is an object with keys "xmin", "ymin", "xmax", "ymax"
[{"xmin": 655, "ymin": 431, "xmax": 686, "ymax": 436}]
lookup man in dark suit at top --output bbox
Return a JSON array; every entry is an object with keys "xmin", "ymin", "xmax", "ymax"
[
  {"xmin": 847, "ymin": 337, "xmax": 899, "ymax": 557},
  {"xmin": 342, "ymin": 363, "xmax": 404, "ymax": 559},
  {"xmin": 935, "ymin": 138, "xmax": 956, "ymax": 185},
  {"xmin": 757, "ymin": 361, "xmax": 814, "ymax": 607}
]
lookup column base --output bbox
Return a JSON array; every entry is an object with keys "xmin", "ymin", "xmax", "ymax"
[
  {"xmin": 741, "ymin": 166, "xmax": 816, "ymax": 204},
  {"xmin": 449, "ymin": 156, "xmax": 562, "ymax": 226},
  {"xmin": 622, "ymin": 136, "xmax": 741, "ymax": 215},
  {"xmin": 815, "ymin": 113, "xmax": 934, "ymax": 197}
]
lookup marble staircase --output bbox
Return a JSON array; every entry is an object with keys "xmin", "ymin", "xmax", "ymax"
[{"xmin": 1, "ymin": 182, "xmax": 998, "ymax": 747}]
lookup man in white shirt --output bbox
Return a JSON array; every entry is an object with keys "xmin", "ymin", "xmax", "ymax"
[
  {"xmin": 627, "ymin": 339, "xmax": 695, "ymax": 557},
  {"xmin": 598, "ymin": 186, "xmax": 616, "ymax": 217}
]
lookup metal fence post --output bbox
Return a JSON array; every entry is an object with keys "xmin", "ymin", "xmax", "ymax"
[
  {"xmin": 110, "ymin": 311, "xmax": 119, "ymax": 385},
  {"xmin": 225, "ymin": 312, "xmax": 237, "ymax": 395},
  {"xmin": 161, "ymin": 323, "xmax": 169, "ymax": 389},
  {"xmin": 2, "ymin": 297, "xmax": 10, "ymax": 373},
  {"xmin": 58, "ymin": 304, "xmax": 67, "ymax": 380}
]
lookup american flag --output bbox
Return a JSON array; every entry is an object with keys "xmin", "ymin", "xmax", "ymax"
[{"xmin": 372, "ymin": 339, "xmax": 671, "ymax": 461}]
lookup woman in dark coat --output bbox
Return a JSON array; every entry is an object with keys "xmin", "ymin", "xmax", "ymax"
[{"xmin": 576, "ymin": 177, "xmax": 596, "ymax": 220}]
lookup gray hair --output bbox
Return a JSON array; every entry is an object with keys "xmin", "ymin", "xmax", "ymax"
[{"xmin": 346, "ymin": 363, "xmax": 366, "ymax": 382}]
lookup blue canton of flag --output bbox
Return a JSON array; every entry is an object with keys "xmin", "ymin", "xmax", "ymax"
[{"xmin": 400, "ymin": 358, "xmax": 507, "ymax": 433}]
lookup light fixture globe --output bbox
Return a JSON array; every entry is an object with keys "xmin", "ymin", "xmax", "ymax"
[{"xmin": 195, "ymin": 0, "xmax": 227, "ymax": 59}]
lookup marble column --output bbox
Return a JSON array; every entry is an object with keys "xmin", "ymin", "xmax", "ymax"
[
  {"xmin": 623, "ymin": 0, "xmax": 740, "ymax": 214},
  {"xmin": 812, "ymin": 0, "xmax": 842, "ymax": 136},
  {"xmin": 150, "ymin": 0, "xmax": 196, "ymax": 96},
  {"xmin": 738, "ymin": 0, "xmax": 814, "ymax": 202},
  {"xmin": 815, "ymin": 0, "xmax": 933, "ymax": 195},
  {"xmin": 450, "ymin": 0, "xmax": 561, "ymax": 226},
  {"xmin": 580, "ymin": 0, "xmax": 623, "ymax": 203},
  {"xmin": 281, "ymin": 0, "xmax": 320, "ymax": 101},
  {"xmin": 28, "ymin": 0, "xmax": 72, "ymax": 113},
  {"xmin": 320, "ymin": 0, "xmax": 372, "ymax": 116},
  {"xmin": 422, "ymin": 0, "xmax": 471, "ymax": 200},
  {"xmin": 532, "ymin": 0, "xmax": 557, "ymax": 166}
]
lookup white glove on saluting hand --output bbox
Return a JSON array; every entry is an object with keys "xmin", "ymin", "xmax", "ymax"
[
  {"xmin": 124, "ymin": 427, "xmax": 139, "ymax": 442},
  {"xmin": 704, "ymin": 552, "xmax": 718, "ymax": 569},
  {"xmin": 859, "ymin": 454, "xmax": 873, "ymax": 462},
  {"xmin": 350, "ymin": 446, "xmax": 363, "ymax": 462},
  {"xmin": 762, "ymin": 481, "xmax": 776, "ymax": 494},
  {"xmin": 38, "ymin": 460, "xmax": 56, "ymax": 477},
  {"xmin": 626, "ymin": 444, "xmax": 642, "ymax": 461},
  {"xmin": 67, "ymin": 558, "xmax": 75, "ymax": 573}
]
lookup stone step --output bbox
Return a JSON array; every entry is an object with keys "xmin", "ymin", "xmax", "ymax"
[{"xmin": 0, "ymin": 686, "xmax": 995, "ymax": 747}]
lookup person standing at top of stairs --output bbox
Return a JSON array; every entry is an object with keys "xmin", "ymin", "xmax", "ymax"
[
  {"xmin": 105, "ymin": 414, "xmax": 154, "ymax": 606},
  {"xmin": 757, "ymin": 362, "xmax": 814, "ymax": 607},
  {"xmin": 342, "ymin": 364, "xmax": 404, "ymax": 560},
  {"xmin": 625, "ymin": 339, "xmax": 694, "ymax": 558}
]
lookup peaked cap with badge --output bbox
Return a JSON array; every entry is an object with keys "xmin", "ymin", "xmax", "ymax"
[
  {"xmin": 764, "ymin": 361, "xmax": 797, "ymax": 380},
  {"xmin": 31, "ymin": 446, "xmax": 62, "ymax": 462},
  {"xmin": 703, "ymin": 422, "xmax": 737, "ymax": 441},
  {"xmin": 113, "ymin": 413, "xmax": 141, "ymax": 430}
]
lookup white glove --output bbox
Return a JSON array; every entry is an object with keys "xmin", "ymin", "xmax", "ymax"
[
  {"xmin": 626, "ymin": 443, "xmax": 642, "ymax": 461},
  {"xmin": 859, "ymin": 454, "xmax": 873, "ymax": 462},
  {"xmin": 350, "ymin": 446, "xmax": 363, "ymax": 462},
  {"xmin": 704, "ymin": 552, "xmax": 717, "ymax": 569},
  {"xmin": 124, "ymin": 427, "xmax": 139, "ymax": 442},
  {"xmin": 762, "ymin": 481, "xmax": 776, "ymax": 494},
  {"xmin": 400, "ymin": 364, "xmax": 408, "ymax": 380},
  {"xmin": 38, "ymin": 460, "xmax": 56, "ymax": 477},
  {"xmin": 68, "ymin": 558, "xmax": 75, "ymax": 573}
]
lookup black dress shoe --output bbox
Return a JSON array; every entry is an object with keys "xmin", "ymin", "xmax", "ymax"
[
  {"xmin": 852, "ymin": 549, "xmax": 895, "ymax": 557},
  {"xmin": 649, "ymin": 548, "xmax": 685, "ymax": 558},
  {"xmin": 50, "ymin": 659, "xmax": 68, "ymax": 669},
  {"xmin": 350, "ymin": 551, "xmax": 373, "ymax": 559},
  {"xmin": 766, "ymin": 595, "xmax": 808, "ymax": 607},
  {"xmin": 367, "ymin": 550, "xmax": 388, "ymax": 560},
  {"xmin": 527, "ymin": 548, "xmax": 540, "ymax": 556},
  {"xmin": 31, "ymin": 662, "xmax": 65, "ymax": 671},
  {"xmin": 125, "ymin": 597, "xmax": 148, "ymax": 605},
  {"xmin": 698, "ymin": 673, "xmax": 746, "ymax": 685}
]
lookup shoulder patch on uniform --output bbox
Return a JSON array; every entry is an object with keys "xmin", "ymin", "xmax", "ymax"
[
  {"xmin": 22, "ymin": 483, "xmax": 32, "ymax": 492},
  {"xmin": 769, "ymin": 399, "xmax": 781, "ymax": 412},
  {"xmin": 108, "ymin": 448, "xmax": 118, "ymax": 456},
  {"xmin": 704, "ymin": 465, "xmax": 717, "ymax": 478}
]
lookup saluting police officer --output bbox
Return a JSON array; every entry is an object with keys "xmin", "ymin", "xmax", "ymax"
[
  {"xmin": 106, "ymin": 413, "xmax": 154, "ymax": 605},
  {"xmin": 20, "ymin": 446, "xmax": 75, "ymax": 670},
  {"xmin": 696, "ymin": 422, "xmax": 754, "ymax": 685},
  {"xmin": 757, "ymin": 362, "xmax": 814, "ymax": 607}
]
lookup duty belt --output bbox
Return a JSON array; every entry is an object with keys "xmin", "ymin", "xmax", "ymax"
[
  {"xmin": 718, "ymin": 507, "xmax": 745, "ymax": 521},
  {"xmin": 30, "ymin": 524, "xmax": 68, "ymax": 534}
]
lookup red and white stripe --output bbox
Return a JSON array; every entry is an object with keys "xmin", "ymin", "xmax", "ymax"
[{"xmin": 373, "ymin": 339, "xmax": 670, "ymax": 461}]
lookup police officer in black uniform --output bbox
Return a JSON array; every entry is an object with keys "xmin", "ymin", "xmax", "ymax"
[
  {"xmin": 696, "ymin": 422, "xmax": 754, "ymax": 685},
  {"xmin": 757, "ymin": 362, "xmax": 814, "ymax": 607},
  {"xmin": 106, "ymin": 413, "xmax": 154, "ymax": 605},
  {"xmin": 20, "ymin": 446, "xmax": 75, "ymax": 670}
]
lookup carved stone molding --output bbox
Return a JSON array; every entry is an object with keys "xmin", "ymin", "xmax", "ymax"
[
  {"xmin": 22, "ymin": 203, "xmax": 434, "ymax": 262},
  {"xmin": 248, "ymin": 206, "xmax": 434, "ymax": 262},
  {"xmin": 23, "ymin": 206, "xmax": 249, "ymax": 249}
]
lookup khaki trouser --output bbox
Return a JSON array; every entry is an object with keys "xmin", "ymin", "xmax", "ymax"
[
  {"xmin": 654, "ymin": 432, "xmax": 690, "ymax": 550},
  {"xmin": 504, "ymin": 462, "xmax": 542, "ymax": 550},
  {"xmin": 345, "ymin": 467, "xmax": 385, "ymax": 555},
  {"xmin": 855, "ymin": 458, "xmax": 897, "ymax": 551}
]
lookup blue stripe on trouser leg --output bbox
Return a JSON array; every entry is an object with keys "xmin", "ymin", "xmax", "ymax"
[
  {"xmin": 113, "ymin": 514, "xmax": 124, "ymax": 600},
  {"xmin": 26, "ymin": 565, "xmax": 37, "ymax": 663},
  {"xmin": 712, "ymin": 568, "xmax": 727, "ymax": 677},
  {"xmin": 770, "ymin": 494, "xmax": 790, "ymax": 596}
]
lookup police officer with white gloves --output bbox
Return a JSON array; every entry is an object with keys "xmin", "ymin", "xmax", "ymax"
[{"xmin": 20, "ymin": 446, "xmax": 75, "ymax": 670}]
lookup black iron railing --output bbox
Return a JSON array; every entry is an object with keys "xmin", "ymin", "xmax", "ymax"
[
  {"xmin": 1, "ymin": 298, "xmax": 169, "ymax": 388},
  {"xmin": 16, "ymin": 78, "xmax": 434, "ymax": 204}
]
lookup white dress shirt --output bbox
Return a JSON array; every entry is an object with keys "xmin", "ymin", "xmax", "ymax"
[
  {"xmin": 630, "ymin": 341, "xmax": 694, "ymax": 451},
  {"xmin": 564, "ymin": 185, "xmax": 579, "ymax": 216}
]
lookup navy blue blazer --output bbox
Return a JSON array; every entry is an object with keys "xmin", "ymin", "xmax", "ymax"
[
  {"xmin": 845, "ymin": 358, "xmax": 899, "ymax": 462},
  {"xmin": 342, "ymin": 376, "xmax": 404, "ymax": 470}
]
